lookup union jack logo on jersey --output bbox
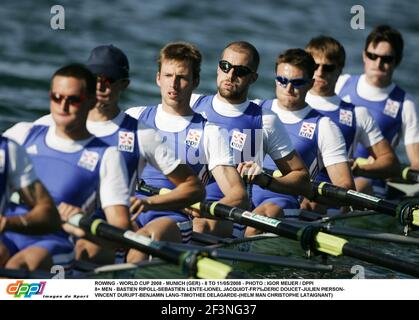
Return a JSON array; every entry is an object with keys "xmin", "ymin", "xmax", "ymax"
[
  {"xmin": 298, "ymin": 122, "xmax": 316, "ymax": 140},
  {"xmin": 185, "ymin": 129, "xmax": 202, "ymax": 148},
  {"xmin": 0, "ymin": 150, "xmax": 5, "ymax": 174},
  {"xmin": 230, "ymin": 130, "xmax": 247, "ymax": 152},
  {"xmin": 339, "ymin": 109, "xmax": 353, "ymax": 127},
  {"xmin": 383, "ymin": 99, "xmax": 400, "ymax": 119},
  {"xmin": 78, "ymin": 150, "xmax": 99, "ymax": 172},
  {"xmin": 118, "ymin": 131, "xmax": 135, "ymax": 153}
]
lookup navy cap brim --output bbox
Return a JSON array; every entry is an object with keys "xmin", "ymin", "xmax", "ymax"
[{"xmin": 87, "ymin": 64, "xmax": 129, "ymax": 80}]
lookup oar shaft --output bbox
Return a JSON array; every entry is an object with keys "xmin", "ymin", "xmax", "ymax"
[
  {"xmin": 342, "ymin": 243, "xmax": 419, "ymax": 278},
  {"xmin": 200, "ymin": 201, "xmax": 300, "ymax": 240},
  {"xmin": 313, "ymin": 181, "xmax": 397, "ymax": 215},
  {"xmin": 68, "ymin": 214, "xmax": 235, "ymax": 279}
]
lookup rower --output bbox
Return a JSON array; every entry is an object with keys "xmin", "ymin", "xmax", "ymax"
[
  {"xmin": 305, "ymin": 36, "xmax": 400, "ymax": 193},
  {"xmin": 335, "ymin": 25, "xmax": 418, "ymax": 194},
  {"xmin": 0, "ymin": 136, "xmax": 60, "ymax": 268},
  {"xmin": 35, "ymin": 45, "xmax": 205, "ymax": 263},
  {"xmin": 253, "ymin": 48, "xmax": 353, "ymax": 219},
  {"xmin": 2, "ymin": 64, "xmax": 131, "ymax": 270},
  {"xmin": 190, "ymin": 41, "xmax": 312, "ymax": 237},
  {"xmin": 125, "ymin": 42, "xmax": 247, "ymax": 254}
]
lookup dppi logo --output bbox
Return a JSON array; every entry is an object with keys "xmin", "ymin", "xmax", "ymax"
[{"xmin": 6, "ymin": 280, "xmax": 46, "ymax": 298}]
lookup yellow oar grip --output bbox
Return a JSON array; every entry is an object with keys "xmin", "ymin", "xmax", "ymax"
[
  {"xmin": 402, "ymin": 167, "xmax": 410, "ymax": 180},
  {"xmin": 272, "ymin": 170, "xmax": 283, "ymax": 178},
  {"xmin": 159, "ymin": 188, "xmax": 172, "ymax": 195},
  {"xmin": 317, "ymin": 181, "xmax": 327, "ymax": 196},
  {"xmin": 413, "ymin": 209, "xmax": 419, "ymax": 227},
  {"xmin": 315, "ymin": 232, "xmax": 348, "ymax": 256},
  {"xmin": 91, "ymin": 219, "xmax": 104, "ymax": 236},
  {"xmin": 196, "ymin": 257, "xmax": 233, "ymax": 279},
  {"xmin": 355, "ymin": 157, "xmax": 370, "ymax": 166}
]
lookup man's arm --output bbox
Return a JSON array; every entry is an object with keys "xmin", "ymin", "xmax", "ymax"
[
  {"xmin": 211, "ymin": 165, "xmax": 249, "ymax": 209},
  {"xmin": 406, "ymin": 142, "xmax": 419, "ymax": 170},
  {"xmin": 271, "ymin": 151, "xmax": 312, "ymax": 198},
  {"xmin": 353, "ymin": 139, "xmax": 400, "ymax": 178},
  {"xmin": 1, "ymin": 180, "xmax": 60, "ymax": 235},
  {"xmin": 142, "ymin": 164, "xmax": 205, "ymax": 212}
]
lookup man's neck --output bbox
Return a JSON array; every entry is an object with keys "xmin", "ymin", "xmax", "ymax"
[
  {"xmin": 216, "ymin": 92, "xmax": 247, "ymax": 105},
  {"xmin": 88, "ymin": 104, "xmax": 121, "ymax": 122},
  {"xmin": 55, "ymin": 125, "xmax": 91, "ymax": 141},
  {"xmin": 161, "ymin": 103, "xmax": 194, "ymax": 116},
  {"xmin": 365, "ymin": 74, "xmax": 392, "ymax": 88},
  {"xmin": 309, "ymin": 88, "xmax": 336, "ymax": 97}
]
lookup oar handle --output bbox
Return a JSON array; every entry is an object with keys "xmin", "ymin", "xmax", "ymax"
[{"xmin": 402, "ymin": 167, "xmax": 419, "ymax": 183}]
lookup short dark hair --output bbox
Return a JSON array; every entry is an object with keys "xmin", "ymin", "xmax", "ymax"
[
  {"xmin": 365, "ymin": 25, "xmax": 403, "ymax": 65},
  {"xmin": 305, "ymin": 36, "xmax": 346, "ymax": 69},
  {"xmin": 158, "ymin": 42, "xmax": 202, "ymax": 84},
  {"xmin": 223, "ymin": 41, "xmax": 260, "ymax": 71},
  {"xmin": 51, "ymin": 63, "xmax": 96, "ymax": 96},
  {"xmin": 275, "ymin": 48, "xmax": 316, "ymax": 78}
]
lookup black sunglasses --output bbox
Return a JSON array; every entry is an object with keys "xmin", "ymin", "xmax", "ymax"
[
  {"xmin": 275, "ymin": 76, "xmax": 310, "ymax": 88},
  {"xmin": 49, "ymin": 91, "xmax": 87, "ymax": 106},
  {"xmin": 315, "ymin": 63, "xmax": 337, "ymax": 73},
  {"xmin": 218, "ymin": 60, "xmax": 254, "ymax": 77},
  {"xmin": 365, "ymin": 51, "xmax": 395, "ymax": 64}
]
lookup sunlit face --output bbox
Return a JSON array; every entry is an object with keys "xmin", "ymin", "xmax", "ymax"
[
  {"xmin": 310, "ymin": 53, "xmax": 341, "ymax": 96},
  {"xmin": 363, "ymin": 41, "xmax": 397, "ymax": 87},
  {"xmin": 216, "ymin": 47, "xmax": 258, "ymax": 104},
  {"xmin": 50, "ymin": 76, "xmax": 93, "ymax": 132},
  {"xmin": 157, "ymin": 59, "xmax": 197, "ymax": 110},
  {"xmin": 276, "ymin": 63, "xmax": 313, "ymax": 110}
]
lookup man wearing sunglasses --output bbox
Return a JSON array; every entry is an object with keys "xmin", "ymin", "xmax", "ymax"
[
  {"xmin": 35, "ymin": 45, "xmax": 205, "ymax": 264},
  {"xmin": 252, "ymin": 49, "xmax": 353, "ymax": 217},
  {"xmin": 2, "ymin": 64, "xmax": 132, "ymax": 270},
  {"xmin": 0, "ymin": 135, "xmax": 61, "ymax": 270},
  {"xmin": 305, "ymin": 36, "xmax": 400, "ymax": 195},
  {"xmin": 125, "ymin": 42, "xmax": 247, "ymax": 248},
  {"xmin": 191, "ymin": 41, "xmax": 312, "ymax": 236},
  {"xmin": 336, "ymin": 25, "xmax": 418, "ymax": 194}
]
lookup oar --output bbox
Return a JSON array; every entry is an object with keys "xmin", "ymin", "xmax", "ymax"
[
  {"xmin": 199, "ymin": 201, "xmax": 419, "ymax": 278},
  {"xmin": 284, "ymin": 217, "xmax": 419, "ymax": 246},
  {"xmin": 164, "ymin": 242, "xmax": 333, "ymax": 272},
  {"xmin": 137, "ymin": 182, "xmax": 419, "ymax": 277},
  {"xmin": 311, "ymin": 181, "xmax": 419, "ymax": 233},
  {"xmin": 67, "ymin": 214, "xmax": 241, "ymax": 279}
]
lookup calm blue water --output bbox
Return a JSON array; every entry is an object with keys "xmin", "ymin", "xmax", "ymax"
[{"xmin": 0, "ymin": 0, "xmax": 418, "ymax": 278}]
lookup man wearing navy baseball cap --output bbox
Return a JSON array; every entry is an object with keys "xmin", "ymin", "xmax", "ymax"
[
  {"xmin": 86, "ymin": 44, "xmax": 130, "ymax": 119},
  {"xmin": 87, "ymin": 44, "xmax": 130, "ymax": 82}
]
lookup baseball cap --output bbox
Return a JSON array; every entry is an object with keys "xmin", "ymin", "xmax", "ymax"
[{"xmin": 86, "ymin": 44, "xmax": 129, "ymax": 80}]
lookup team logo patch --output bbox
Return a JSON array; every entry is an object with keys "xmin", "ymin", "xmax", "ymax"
[
  {"xmin": 383, "ymin": 99, "xmax": 400, "ymax": 118},
  {"xmin": 298, "ymin": 122, "xmax": 316, "ymax": 140},
  {"xmin": 339, "ymin": 109, "xmax": 353, "ymax": 127},
  {"xmin": 185, "ymin": 129, "xmax": 202, "ymax": 148},
  {"xmin": 78, "ymin": 150, "xmax": 99, "ymax": 172},
  {"xmin": 0, "ymin": 150, "xmax": 5, "ymax": 174},
  {"xmin": 118, "ymin": 131, "xmax": 135, "ymax": 153},
  {"xmin": 230, "ymin": 130, "xmax": 247, "ymax": 152}
]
